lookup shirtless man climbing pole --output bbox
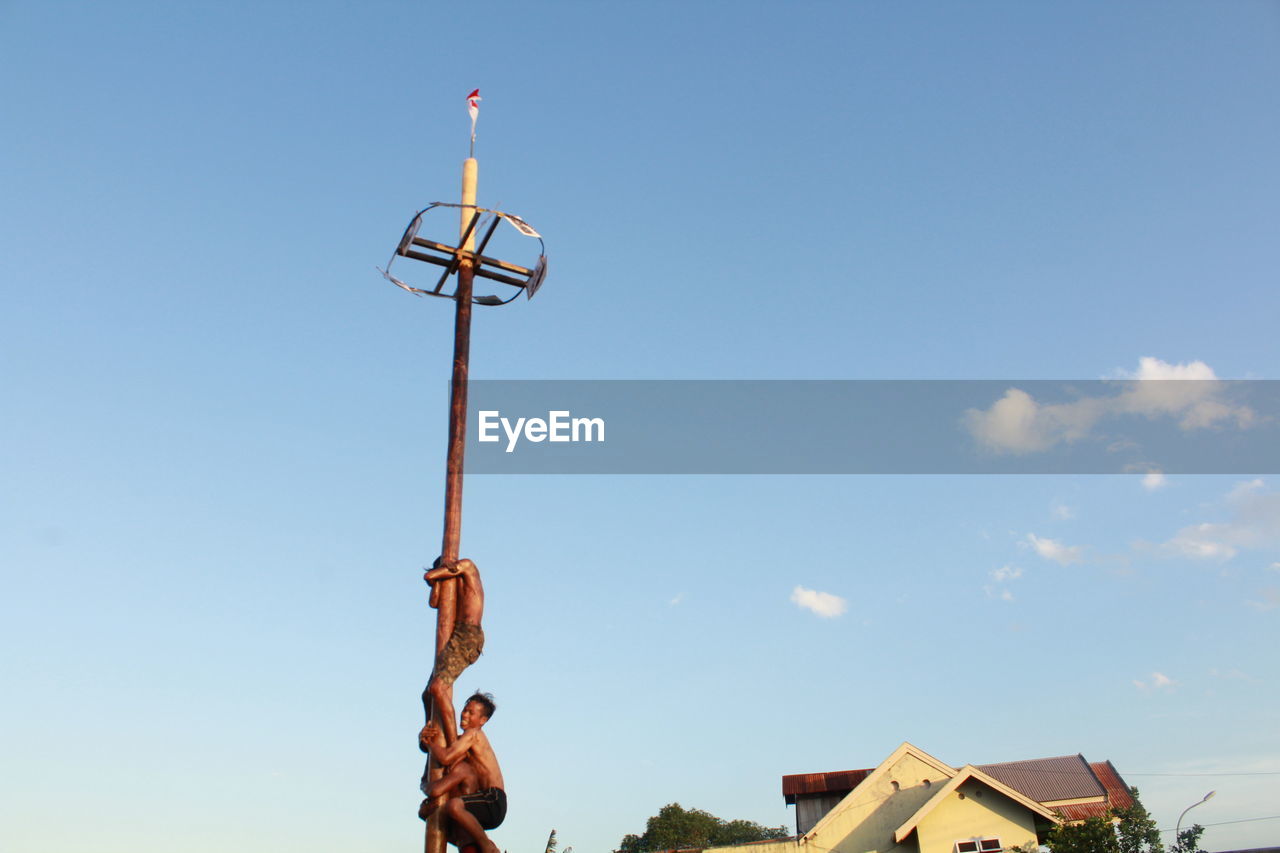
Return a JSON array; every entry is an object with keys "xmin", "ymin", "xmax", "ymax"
[
  {"xmin": 419, "ymin": 692, "xmax": 507, "ymax": 853},
  {"xmin": 423, "ymin": 557, "xmax": 485, "ymax": 745}
]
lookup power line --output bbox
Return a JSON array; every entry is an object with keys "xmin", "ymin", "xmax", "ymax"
[
  {"xmin": 1201, "ymin": 814, "xmax": 1280, "ymax": 828},
  {"xmin": 1158, "ymin": 814, "xmax": 1280, "ymax": 832},
  {"xmin": 797, "ymin": 766, "xmax": 1280, "ymax": 779},
  {"xmin": 1127, "ymin": 771, "xmax": 1280, "ymax": 777}
]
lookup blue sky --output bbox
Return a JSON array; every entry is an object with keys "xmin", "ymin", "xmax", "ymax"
[{"xmin": 2, "ymin": 2, "xmax": 1279, "ymax": 852}]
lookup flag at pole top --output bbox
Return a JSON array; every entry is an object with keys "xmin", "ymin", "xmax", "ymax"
[{"xmin": 467, "ymin": 89, "xmax": 481, "ymax": 144}]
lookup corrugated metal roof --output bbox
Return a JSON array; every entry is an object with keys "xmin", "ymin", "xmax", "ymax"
[
  {"xmin": 781, "ymin": 753, "xmax": 1132, "ymax": 824},
  {"xmin": 977, "ymin": 754, "xmax": 1105, "ymax": 803},
  {"xmin": 781, "ymin": 769, "xmax": 871, "ymax": 803},
  {"xmin": 715, "ymin": 838, "xmax": 799, "ymax": 848},
  {"xmin": 1090, "ymin": 761, "xmax": 1134, "ymax": 811},
  {"xmin": 648, "ymin": 839, "xmax": 801, "ymax": 853},
  {"xmin": 1053, "ymin": 802, "xmax": 1113, "ymax": 822}
]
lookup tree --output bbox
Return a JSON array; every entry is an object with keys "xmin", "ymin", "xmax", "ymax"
[
  {"xmin": 1045, "ymin": 815, "xmax": 1123, "ymax": 853},
  {"xmin": 1170, "ymin": 825, "xmax": 1206, "ymax": 853},
  {"xmin": 1043, "ymin": 788, "xmax": 1165, "ymax": 853},
  {"xmin": 616, "ymin": 803, "xmax": 789, "ymax": 853},
  {"xmin": 1114, "ymin": 791, "xmax": 1163, "ymax": 853},
  {"xmin": 544, "ymin": 828, "xmax": 573, "ymax": 853}
]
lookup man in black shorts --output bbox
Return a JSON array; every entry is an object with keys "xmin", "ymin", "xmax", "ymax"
[{"xmin": 420, "ymin": 692, "xmax": 507, "ymax": 853}]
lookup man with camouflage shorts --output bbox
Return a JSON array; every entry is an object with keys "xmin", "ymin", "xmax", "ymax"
[{"xmin": 420, "ymin": 557, "xmax": 486, "ymax": 798}]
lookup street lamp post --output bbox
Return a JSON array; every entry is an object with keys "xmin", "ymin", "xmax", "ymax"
[{"xmin": 1174, "ymin": 790, "xmax": 1215, "ymax": 851}]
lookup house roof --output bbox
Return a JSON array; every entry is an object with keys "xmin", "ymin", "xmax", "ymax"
[
  {"xmin": 976, "ymin": 754, "xmax": 1106, "ymax": 803},
  {"xmin": 1049, "ymin": 762, "xmax": 1135, "ymax": 821},
  {"xmin": 893, "ymin": 765, "xmax": 1061, "ymax": 844},
  {"xmin": 781, "ymin": 769, "xmax": 872, "ymax": 804},
  {"xmin": 1090, "ymin": 761, "xmax": 1135, "ymax": 810},
  {"xmin": 690, "ymin": 837, "xmax": 801, "ymax": 853},
  {"xmin": 784, "ymin": 754, "xmax": 1129, "ymax": 808},
  {"xmin": 784, "ymin": 748, "xmax": 1134, "ymax": 836},
  {"xmin": 1052, "ymin": 801, "xmax": 1111, "ymax": 821}
]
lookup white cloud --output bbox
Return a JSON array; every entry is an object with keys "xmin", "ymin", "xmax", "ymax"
[
  {"xmin": 1134, "ymin": 671, "xmax": 1176, "ymax": 691},
  {"xmin": 1127, "ymin": 356, "xmax": 1216, "ymax": 381},
  {"xmin": 985, "ymin": 565, "xmax": 1021, "ymax": 602},
  {"xmin": 1052, "ymin": 502, "xmax": 1075, "ymax": 520},
  {"xmin": 790, "ymin": 585, "xmax": 847, "ymax": 618},
  {"xmin": 1246, "ymin": 588, "xmax": 1279, "ymax": 612},
  {"xmin": 1208, "ymin": 668, "xmax": 1259, "ymax": 683},
  {"xmin": 668, "ymin": 592, "xmax": 684, "ymax": 606},
  {"xmin": 1271, "ymin": 562, "xmax": 1280, "ymax": 573},
  {"xmin": 1228, "ymin": 479, "xmax": 1265, "ymax": 502},
  {"xmin": 1158, "ymin": 480, "xmax": 1280, "ymax": 562},
  {"xmin": 1117, "ymin": 358, "xmax": 1254, "ymax": 429},
  {"xmin": 964, "ymin": 388, "xmax": 1104, "ymax": 454},
  {"xmin": 1142, "ymin": 471, "xmax": 1167, "ymax": 492},
  {"xmin": 1164, "ymin": 523, "xmax": 1239, "ymax": 560},
  {"xmin": 964, "ymin": 358, "xmax": 1256, "ymax": 454},
  {"xmin": 1027, "ymin": 533, "xmax": 1083, "ymax": 565},
  {"xmin": 991, "ymin": 564, "xmax": 1023, "ymax": 582},
  {"xmin": 982, "ymin": 585, "xmax": 1015, "ymax": 602}
]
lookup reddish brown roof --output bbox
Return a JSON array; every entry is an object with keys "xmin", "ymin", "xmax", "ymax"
[
  {"xmin": 1023, "ymin": 762, "xmax": 1134, "ymax": 821},
  {"xmin": 781, "ymin": 754, "xmax": 1132, "ymax": 822},
  {"xmin": 1090, "ymin": 761, "xmax": 1135, "ymax": 811},
  {"xmin": 977, "ymin": 754, "xmax": 1105, "ymax": 803},
  {"xmin": 781, "ymin": 769, "xmax": 872, "ymax": 804},
  {"xmin": 1052, "ymin": 801, "xmax": 1113, "ymax": 821},
  {"xmin": 649, "ymin": 840, "xmax": 801, "ymax": 853}
]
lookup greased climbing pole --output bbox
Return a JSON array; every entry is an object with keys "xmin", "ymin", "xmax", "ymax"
[
  {"xmin": 378, "ymin": 90, "xmax": 547, "ymax": 853},
  {"xmin": 428, "ymin": 152, "xmax": 477, "ymax": 853}
]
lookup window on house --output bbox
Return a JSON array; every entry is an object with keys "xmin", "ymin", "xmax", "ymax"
[{"xmin": 954, "ymin": 839, "xmax": 1002, "ymax": 853}]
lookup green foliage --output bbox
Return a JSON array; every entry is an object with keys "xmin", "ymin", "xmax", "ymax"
[
  {"xmin": 1043, "ymin": 788, "xmax": 1165, "ymax": 853},
  {"xmin": 1113, "ymin": 791, "xmax": 1163, "ymax": 853},
  {"xmin": 1046, "ymin": 816, "xmax": 1121, "ymax": 853},
  {"xmin": 716, "ymin": 819, "xmax": 789, "ymax": 847},
  {"xmin": 616, "ymin": 803, "xmax": 789, "ymax": 853},
  {"xmin": 1170, "ymin": 825, "xmax": 1206, "ymax": 853}
]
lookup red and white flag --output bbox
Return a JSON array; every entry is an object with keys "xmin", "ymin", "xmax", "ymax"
[{"xmin": 466, "ymin": 89, "xmax": 481, "ymax": 141}]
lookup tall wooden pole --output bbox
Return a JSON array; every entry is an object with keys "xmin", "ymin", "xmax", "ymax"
[
  {"xmin": 426, "ymin": 156, "xmax": 478, "ymax": 853},
  {"xmin": 442, "ymin": 156, "xmax": 478, "ymax": 567}
]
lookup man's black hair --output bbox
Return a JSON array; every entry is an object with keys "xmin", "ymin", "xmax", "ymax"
[{"xmin": 466, "ymin": 691, "xmax": 496, "ymax": 719}]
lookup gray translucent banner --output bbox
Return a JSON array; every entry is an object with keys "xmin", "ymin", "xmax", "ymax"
[{"xmin": 459, "ymin": 380, "xmax": 1280, "ymax": 474}]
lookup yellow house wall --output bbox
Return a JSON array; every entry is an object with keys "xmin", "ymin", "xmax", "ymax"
[
  {"xmin": 913, "ymin": 779, "xmax": 1039, "ymax": 853},
  {"xmin": 800, "ymin": 751, "xmax": 950, "ymax": 853}
]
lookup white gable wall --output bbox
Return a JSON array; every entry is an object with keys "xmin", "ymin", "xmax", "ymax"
[{"xmin": 802, "ymin": 750, "xmax": 951, "ymax": 853}]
